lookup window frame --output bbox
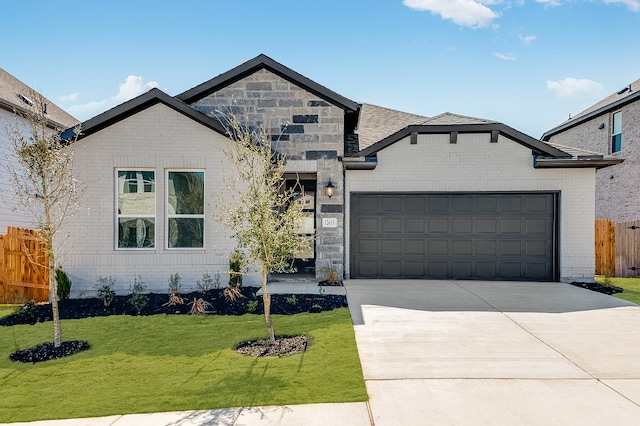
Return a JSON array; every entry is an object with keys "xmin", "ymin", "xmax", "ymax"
[
  {"xmin": 611, "ymin": 110, "xmax": 622, "ymax": 153},
  {"xmin": 115, "ymin": 169, "xmax": 156, "ymax": 251},
  {"xmin": 165, "ymin": 169, "xmax": 206, "ymax": 250}
]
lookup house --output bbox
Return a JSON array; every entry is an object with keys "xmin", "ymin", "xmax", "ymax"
[
  {"xmin": 0, "ymin": 68, "xmax": 79, "ymax": 234},
  {"xmin": 542, "ymin": 79, "xmax": 639, "ymax": 222},
  {"xmin": 58, "ymin": 55, "xmax": 619, "ymax": 296}
]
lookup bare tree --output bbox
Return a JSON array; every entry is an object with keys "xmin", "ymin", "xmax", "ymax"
[
  {"xmin": 218, "ymin": 117, "xmax": 305, "ymax": 345},
  {"xmin": 2, "ymin": 91, "xmax": 82, "ymax": 348}
]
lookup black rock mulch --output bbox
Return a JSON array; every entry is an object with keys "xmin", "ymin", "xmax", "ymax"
[
  {"xmin": 10, "ymin": 340, "xmax": 90, "ymax": 363},
  {"xmin": 569, "ymin": 281, "xmax": 623, "ymax": 295}
]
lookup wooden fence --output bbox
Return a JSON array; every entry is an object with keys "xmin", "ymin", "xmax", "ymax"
[
  {"xmin": 0, "ymin": 227, "xmax": 49, "ymax": 303},
  {"xmin": 595, "ymin": 219, "xmax": 640, "ymax": 277}
]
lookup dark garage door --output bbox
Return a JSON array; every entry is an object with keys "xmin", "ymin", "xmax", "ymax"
[{"xmin": 350, "ymin": 193, "xmax": 557, "ymax": 281}]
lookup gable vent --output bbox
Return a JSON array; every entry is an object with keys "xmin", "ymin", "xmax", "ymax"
[{"xmin": 17, "ymin": 94, "xmax": 33, "ymax": 106}]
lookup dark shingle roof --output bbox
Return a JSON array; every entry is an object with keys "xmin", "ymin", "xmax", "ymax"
[
  {"xmin": 356, "ymin": 103, "xmax": 427, "ymax": 150},
  {"xmin": 0, "ymin": 68, "xmax": 78, "ymax": 129}
]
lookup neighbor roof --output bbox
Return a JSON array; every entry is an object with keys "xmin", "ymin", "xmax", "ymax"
[
  {"xmin": 356, "ymin": 103, "xmax": 427, "ymax": 150},
  {"xmin": 176, "ymin": 54, "xmax": 360, "ymax": 112},
  {"xmin": 542, "ymin": 78, "xmax": 640, "ymax": 140},
  {"xmin": 65, "ymin": 88, "xmax": 227, "ymax": 141},
  {"xmin": 0, "ymin": 68, "xmax": 78, "ymax": 129}
]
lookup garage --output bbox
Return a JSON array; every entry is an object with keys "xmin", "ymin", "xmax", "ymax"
[{"xmin": 350, "ymin": 193, "xmax": 557, "ymax": 281}]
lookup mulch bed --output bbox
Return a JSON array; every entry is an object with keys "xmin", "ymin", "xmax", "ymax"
[
  {"xmin": 2, "ymin": 286, "xmax": 347, "ymax": 362},
  {"xmin": 569, "ymin": 281, "xmax": 623, "ymax": 295}
]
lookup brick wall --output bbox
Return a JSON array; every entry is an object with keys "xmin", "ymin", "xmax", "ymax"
[
  {"xmin": 345, "ymin": 132, "xmax": 596, "ymax": 282},
  {"xmin": 191, "ymin": 68, "xmax": 346, "ymax": 278},
  {"xmin": 547, "ymin": 100, "xmax": 640, "ymax": 222},
  {"xmin": 58, "ymin": 104, "xmax": 250, "ymax": 296}
]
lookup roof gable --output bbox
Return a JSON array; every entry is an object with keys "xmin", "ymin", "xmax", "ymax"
[
  {"xmin": 67, "ymin": 88, "xmax": 227, "ymax": 141},
  {"xmin": 543, "ymin": 78, "xmax": 640, "ymax": 140},
  {"xmin": 176, "ymin": 54, "xmax": 359, "ymax": 112},
  {"xmin": 356, "ymin": 115, "xmax": 570, "ymax": 159}
]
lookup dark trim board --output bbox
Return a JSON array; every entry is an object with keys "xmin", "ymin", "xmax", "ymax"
[{"xmin": 350, "ymin": 192, "xmax": 559, "ymax": 281}]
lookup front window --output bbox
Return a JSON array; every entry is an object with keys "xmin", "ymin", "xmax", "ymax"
[
  {"xmin": 117, "ymin": 170, "xmax": 155, "ymax": 249},
  {"xmin": 612, "ymin": 111, "xmax": 622, "ymax": 153},
  {"xmin": 167, "ymin": 171, "xmax": 205, "ymax": 248}
]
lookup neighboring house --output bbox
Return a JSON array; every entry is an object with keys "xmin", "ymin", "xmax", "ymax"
[
  {"xmin": 58, "ymin": 55, "xmax": 618, "ymax": 296},
  {"xmin": 542, "ymin": 79, "xmax": 639, "ymax": 222},
  {"xmin": 0, "ymin": 68, "xmax": 79, "ymax": 234}
]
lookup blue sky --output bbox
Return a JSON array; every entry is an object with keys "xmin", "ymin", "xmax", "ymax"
[{"xmin": 2, "ymin": 0, "xmax": 639, "ymax": 138}]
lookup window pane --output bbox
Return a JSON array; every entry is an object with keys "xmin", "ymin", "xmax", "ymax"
[
  {"xmin": 168, "ymin": 172, "xmax": 204, "ymax": 215},
  {"xmin": 168, "ymin": 218, "xmax": 204, "ymax": 248},
  {"xmin": 118, "ymin": 218, "xmax": 155, "ymax": 248},
  {"xmin": 613, "ymin": 112, "xmax": 622, "ymax": 134},
  {"xmin": 118, "ymin": 171, "xmax": 155, "ymax": 215},
  {"xmin": 612, "ymin": 134, "xmax": 622, "ymax": 153}
]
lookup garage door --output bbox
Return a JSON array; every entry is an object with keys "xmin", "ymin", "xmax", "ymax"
[{"xmin": 350, "ymin": 193, "xmax": 557, "ymax": 281}]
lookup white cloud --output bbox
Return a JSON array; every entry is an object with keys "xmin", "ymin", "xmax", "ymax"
[
  {"xmin": 546, "ymin": 77, "xmax": 605, "ymax": 98},
  {"xmin": 519, "ymin": 34, "xmax": 537, "ymax": 45},
  {"xmin": 493, "ymin": 52, "xmax": 516, "ymax": 61},
  {"xmin": 59, "ymin": 92, "xmax": 79, "ymax": 102},
  {"xmin": 402, "ymin": 0, "xmax": 499, "ymax": 28},
  {"xmin": 67, "ymin": 75, "xmax": 158, "ymax": 119},
  {"xmin": 535, "ymin": 0, "xmax": 561, "ymax": 6},
  {"xmin": 603, "ymin": 0, "xmax": 640, "ymax": 11}
]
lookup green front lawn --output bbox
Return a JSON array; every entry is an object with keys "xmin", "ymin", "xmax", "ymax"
[
  {"xmin": 0, "ymin": 305, "xmax": 18, "ymax": 318},
  {"xmin": 0, "ymin": 309, "xmax": 367, "ymax": 423},
  {"xmin": 595, "ymin": 276, "xmax": 640, "ymax": 305}
]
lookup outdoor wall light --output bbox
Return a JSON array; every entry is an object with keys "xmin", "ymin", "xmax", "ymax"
[
  {"xmin": 599, "ymin": 123, "xmax": 605, "ymax": 130},
  {"xmin": 325, "ymin": 180, "xmax": 335, "ymax": 198}
]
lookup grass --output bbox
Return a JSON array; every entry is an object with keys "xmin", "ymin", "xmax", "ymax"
[
  {"xmin": 0, "ymin": 308, "xmax": 367, "ymax": 423},
  {"xmin": 595, "ymin": 276, "xmax": 640, "ymax": 305},
  {"xmin": 0, "ymin": 305, "xmax": 18, "ymax": 318}
]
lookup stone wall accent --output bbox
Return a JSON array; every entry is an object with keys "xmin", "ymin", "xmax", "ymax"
[
  {"xmin": 191, "ymin": 68, "xmax": 346, "ymax": 278},
  {"xmin": 547, "ymin": 100, "xmax": 640, "ymax": 222}
]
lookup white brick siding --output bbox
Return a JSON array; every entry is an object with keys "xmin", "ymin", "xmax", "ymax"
[
  {"xmin": 58, "ymin": 104, "xmax": 260, "ymax": 297},
  {"xmin": 345, "ymin": 133, "xmax": 596, "ymax": 282}
]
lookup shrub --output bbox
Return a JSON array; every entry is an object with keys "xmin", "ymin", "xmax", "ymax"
[
  {"xmin": 20, "ymin": 301, "xmax": 37, "ymax": 321},
  {"xmin": 319, "ymin": 263, "xmax": 342, "ymax": 286},
  {"xmin": 247, "ymin": 299, "xmax": 259, "ymax": 313},
  {"xmin": 165, "ymin": 273, "xmax": 184, "ymax": 306},
  {"xmin": 55, "ymin": 268, "xmax": 72, "ymax": 300},
  {"xmin": 196, "ymin": 271, "xmax": 220, "ymax": 293},
  {"xmin": 286, "ymin": 295, "xmax": 297, "ymax": 305},
  {"xmin": 128, "ymin": 276, "xmax": 148, "ymax": 315},
  {"xmin": 229, "ymin": 249, "xmax": 245, "ymax": 287},
  {"xmin": 97, "ymin": 285, "xmax": 116, "ymax": 307}
]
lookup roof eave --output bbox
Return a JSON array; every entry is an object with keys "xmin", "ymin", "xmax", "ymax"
[
  {"xmin": 176, "ymin": 54, "xmax": 359, "ymax": 112},
  {"xmin": 542, "ymin": 91, "xmax": 640, "ymax": 140},
  {"xmin": 69, "ymin": 88, "xmax": 228, "ymax": 142}
]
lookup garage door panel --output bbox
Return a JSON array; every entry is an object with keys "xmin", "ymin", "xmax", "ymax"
[
  {"xmin": 351, "ymin": 193, "xmax": 556, "ymax": 281},
  {"xmin": 429, "ymin": 219, "xmax": 448, "ymax": 232}
]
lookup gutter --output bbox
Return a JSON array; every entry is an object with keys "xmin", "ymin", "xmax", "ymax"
[
  {"xmin": 342, "ymin": 156, "xmax": 378, "ymax": 170},
  {"xmin": 534, "ymin": 157, "xmax": 624, "ymax": 169}
]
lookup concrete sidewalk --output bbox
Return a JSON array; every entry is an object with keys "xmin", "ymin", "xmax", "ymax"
[{"xmin": 5, "ymin": 279, "xmax": 640, "ymax": 425}]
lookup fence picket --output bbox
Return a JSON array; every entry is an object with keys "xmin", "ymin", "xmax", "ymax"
[{"xmin": 0, "ymin": 227, "xmax": 49, "ymax": 303}]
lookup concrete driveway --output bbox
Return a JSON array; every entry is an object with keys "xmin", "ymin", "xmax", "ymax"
[{"xmin": 344, "ymin": 279, "xmax": 640, "ymax": 425}]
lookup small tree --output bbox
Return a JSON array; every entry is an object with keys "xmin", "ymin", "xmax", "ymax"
[
  {"xmin": 2, "ymin": 91, "xmax": 82, "ymax": 348},
  {"xmin": 218, "ymin": 117, "xmax": 305, "ymax": 345}
]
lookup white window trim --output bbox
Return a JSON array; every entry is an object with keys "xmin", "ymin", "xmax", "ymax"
[
  {"xmin": 166, "ymin": 169, "xmax": 206, "ymax": 250},
  {"xmin": 115, "ymin": 168, "xmax": 156, "ymax": 251}
]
